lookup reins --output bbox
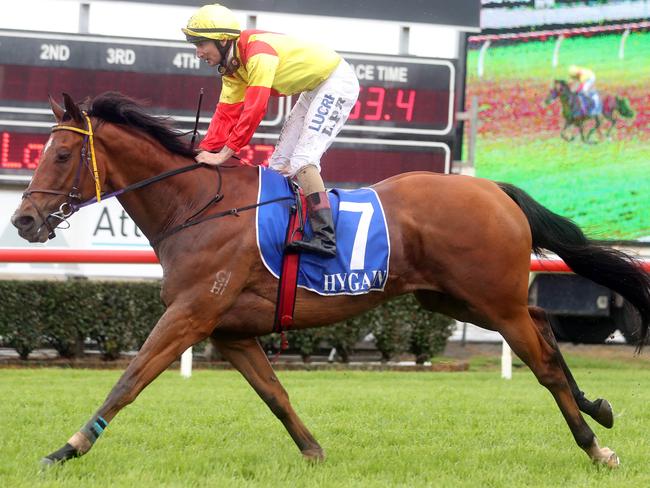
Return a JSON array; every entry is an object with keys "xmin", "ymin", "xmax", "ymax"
[
  {"xmin": 150, "ymin": 194, "xmax": 293, "ymax": 247},
  {"xmin": 25, "ymin": 114, "xmax": 294, "ymax": 246}
]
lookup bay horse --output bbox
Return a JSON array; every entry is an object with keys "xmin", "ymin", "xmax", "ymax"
[
  {"xmin": 544, "ymin": 79, "xmax": 635, "ymax": 143},
  {"xmin": 12, "ymin": 92, "xmax": 650, "ymax": 469}
]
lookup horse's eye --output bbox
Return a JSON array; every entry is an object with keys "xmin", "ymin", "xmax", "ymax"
[{"xmin": 56, "ymin": 151, "xmax": 71, "ymax": 163}]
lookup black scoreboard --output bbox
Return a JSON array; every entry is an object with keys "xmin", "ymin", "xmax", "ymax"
[{"xmin": 0, "ymin": 30, "xmax": 457, "ymax": 184}]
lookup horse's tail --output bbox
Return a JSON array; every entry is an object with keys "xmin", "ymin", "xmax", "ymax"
[
  {"xmin": 498, "ymin": 182, "xmax": 650, "ymax": 350},
  {"xmin": 616, "ymin": 96, "xmax": 635, "ymax": 119}
]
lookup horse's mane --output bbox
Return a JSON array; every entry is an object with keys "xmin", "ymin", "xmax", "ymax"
[{"xmin": 87, "ymin": 91, "xmax": 197, "ymax": 158}]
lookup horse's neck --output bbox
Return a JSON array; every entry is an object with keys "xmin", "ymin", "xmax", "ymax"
[{"xmin": 99, "ymin": 125, "xmax": 212, "ymax": 243}]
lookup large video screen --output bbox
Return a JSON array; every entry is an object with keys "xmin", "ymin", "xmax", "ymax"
[{"xmin": 466, "ymin": 30, "xmax": 649, "ymax": 241}]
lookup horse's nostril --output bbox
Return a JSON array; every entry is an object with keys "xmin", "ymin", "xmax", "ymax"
[{"xmin": 12, "ymin": 214, "xmax": 35, "ymax": 230}]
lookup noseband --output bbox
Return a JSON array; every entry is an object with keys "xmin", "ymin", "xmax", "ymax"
[{"xmin": 21, "ymin": 112, "xmax": 102, "ymax": 239}]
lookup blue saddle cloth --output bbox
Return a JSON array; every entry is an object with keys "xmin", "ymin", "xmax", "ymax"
[{"xmin": 256, "ymin": 167, "xmax": 390, "ymax": 296}]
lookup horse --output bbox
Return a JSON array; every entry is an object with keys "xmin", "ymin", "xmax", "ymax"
[
  {"xmin": 544, "ymin": 79, "xmax": 635, "ymax": 143},
  {"xmin": 11, "ymin": 92, "xmax": 650, "ymax": 469}
]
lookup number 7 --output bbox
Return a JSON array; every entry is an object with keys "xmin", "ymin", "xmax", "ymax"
[{"xmin": 338, "ymin": 201, "xmax": 374, "ymax": 270}]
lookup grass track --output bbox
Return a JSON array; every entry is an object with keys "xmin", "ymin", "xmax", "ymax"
[{"xmin": 1, "ymin": 364, "xmax": 650, "ymax": 487}]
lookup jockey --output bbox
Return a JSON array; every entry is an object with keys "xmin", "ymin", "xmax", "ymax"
[
  {"xmin": 182, "ymin": 3, "xmax": 360, "ymax": 258},
  {"xmin": 568, "ymin": 64, "xmax": 598, "ymax": 114}
]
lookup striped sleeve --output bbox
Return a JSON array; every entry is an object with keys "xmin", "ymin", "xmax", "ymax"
[
  {"xmin": 199, "ymin": 101, "xmax": 243, "ymax": 152},
  {"xmin": 226, "ymin": 53, "xmax": 280, "ymax": 152},
  {"xmin": 199, "ymin": 75, "xmax": 246, "ymax": 151}
]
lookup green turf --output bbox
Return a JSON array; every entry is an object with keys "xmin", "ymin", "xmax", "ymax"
[{"xmin": 1, "ymin": 365, "xmax": 650, "ymax": 487}]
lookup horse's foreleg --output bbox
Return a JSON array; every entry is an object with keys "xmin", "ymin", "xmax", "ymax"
[
  {"xmin": 528, "ymin": 307, "xmax": 613, "ymax": 428},
  {"xmin": 498, "ymin": 308, "xmax": 619, "ymax": 468},
  {"xmin": 41, "ymin": 304, "xmax": 212, "ymax": 466},
  {"xmin": 578, "ymin": 123, "xmax": 587, "ymax": 143},
  {"xmin": 560, "ymin": 122, "xmax": 574, "ymax": 142},
  {"xmin": 586, "ymin": 117, "xmax": 601, "ymax": 144},
  {"xmin": 212, "ymin": 335, "xmax": 324, "ymax": 461}
]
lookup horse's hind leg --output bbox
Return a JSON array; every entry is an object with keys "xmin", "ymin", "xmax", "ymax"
[
  {"xmin": 606, "ymin": 117, "xmax": 617, "ymax": 138},
  {"xmin": 528, "ymin": 306, "xmax": 613, "ymax": 428},
  {"xmin": 212, "ymin": 335, "xmax": 324, "ymax": 461},
  {"xmin": 497, "ymin": 307, "xmax": 619, "ymax": 467}
]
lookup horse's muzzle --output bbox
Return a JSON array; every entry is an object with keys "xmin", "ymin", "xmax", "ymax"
[{"xmin": 11, "ymin": 211, "xmax": 52, "ymax": 243}]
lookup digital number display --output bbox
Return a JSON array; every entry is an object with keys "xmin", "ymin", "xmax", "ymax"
[
  {"xmin": 347, "ymin": 87, "xmax": 447, "ymax": 126},
  {"xmin": 351, "ymin": 87, "xmax": 416, "ymax": 122},
  {"xmin": 1, "ymin": 132, "xmax": 43, "ymax": 171}
]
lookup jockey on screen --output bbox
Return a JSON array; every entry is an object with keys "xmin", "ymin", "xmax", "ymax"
[
  {"xmin": 182, "ymin": 3, "xmax": 360, "ymax": 258},
  {"xmin": 568, "ymin": 64, "xmax": 599, "ymax": 115}
]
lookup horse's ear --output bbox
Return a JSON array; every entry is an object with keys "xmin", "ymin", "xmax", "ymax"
[
  {"xmin": 49, "ymin": 94, "xmax": 65, "ymax": 123},
  {"xmin": 80, "ymin": 96, "xmax": 92, "ymax": 111},
  {"xmin": 62, "ymin": 92, "xmax": 84, "ymax": 123}
]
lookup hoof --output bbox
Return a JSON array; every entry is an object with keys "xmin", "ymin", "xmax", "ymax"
[
  {"xmin": 606, "ymin": 452, "xmax": 620, "ymax": 468},
  {"xmin": 591, "ymin": 446, "xmax": 620, "ymax": 469},
  {"xmin": 301, "ymin": 448, "xmax": 325, "ymax": 462},
  {"xmin": 40, "ymin": 443, "xmax": 80, "ymax": 466},
  {"xmin": 593, "ymin": 450, "xmax": 620, "ymax": 469},
  {"xmin": 39, "ymin": 457, "xmax": 57, "ymax": 468},
  {"xmin": 593, "ymin": 399, "xmax": 614, "ymax": 429}
]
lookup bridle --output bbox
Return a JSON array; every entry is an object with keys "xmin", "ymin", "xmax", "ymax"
[
  {"xmin": 22, "ymin": 112, "xmax": 103, "ymax": 239},
  {"xmin": 21, "ymin": 112, "xmax": 293, "ymax": 246}
]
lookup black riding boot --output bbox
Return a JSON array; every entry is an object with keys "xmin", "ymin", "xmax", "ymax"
[{"xmin": 286, "ymin": 192, "xmax": 336, "ymax": 258}]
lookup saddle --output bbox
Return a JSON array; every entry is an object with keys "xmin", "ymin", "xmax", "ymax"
[{"xmin": 575, "ymin": 91, "xmax": 601, "ymax": 117}]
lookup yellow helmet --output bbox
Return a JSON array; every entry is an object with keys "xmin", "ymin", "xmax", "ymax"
[
  {"xmin": 182, "ymin": 4, "xmax": 241, "ymax": 43},
  {"xmin": 568, "ymin": 65, "xmax": 580, "ymax": 77}
]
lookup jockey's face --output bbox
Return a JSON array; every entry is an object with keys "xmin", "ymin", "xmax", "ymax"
[{"xmin": 194, "ymin": 40, "xmax": 224, "ymax": 67}]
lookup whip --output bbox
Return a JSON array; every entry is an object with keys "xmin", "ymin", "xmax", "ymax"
[{"xmin": 190, "ymin": 88, "xmax": 204, "ymax": 149}]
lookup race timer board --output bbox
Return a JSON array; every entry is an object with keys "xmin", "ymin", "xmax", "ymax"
[{"xmin": 0, "ymin": 30, "xmax": 456, "ymax": 184}]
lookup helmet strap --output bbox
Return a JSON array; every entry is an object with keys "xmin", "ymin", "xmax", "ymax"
[{"xmin": 216, "ymin": 40, "xmax": 240, "ymax": 76}]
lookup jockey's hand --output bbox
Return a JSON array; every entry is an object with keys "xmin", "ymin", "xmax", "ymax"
[{"xmin": 196, "ymin": 147, "xmax": 235, "ymax": 166}]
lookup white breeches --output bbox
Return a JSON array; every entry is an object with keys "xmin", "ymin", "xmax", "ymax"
[
  {"xmin": 268, "ymin": 59, "xmax": 360, "ymax": 177},
  {"xmin": 580, "ymin": 77, "xmax": 595, "ymax": 93}
]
